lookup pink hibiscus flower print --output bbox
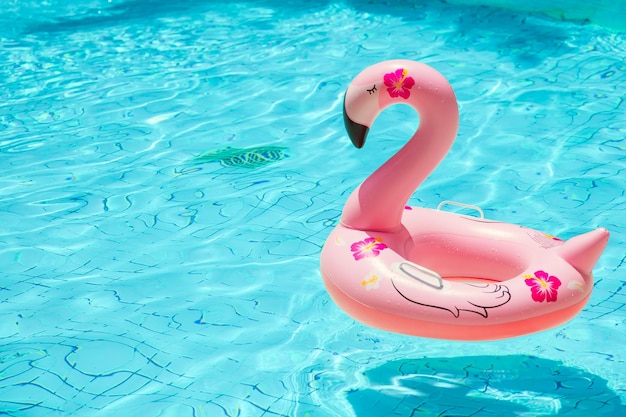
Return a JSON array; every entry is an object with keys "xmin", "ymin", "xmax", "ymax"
[
  {"xmin": 350, "ymin": 237, "xmax": 388, "ymax": 261},
  {"xmin": 383, "ymin": 68, "xmax": 415, "ymax": 99},
  {"xmin": 524, "ymin": 270, "xmax": 562, "ymax": 302}
]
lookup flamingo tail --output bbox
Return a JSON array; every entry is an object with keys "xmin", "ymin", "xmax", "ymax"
[{"xmin": 557, "ymin": 228, "xmax": 609, "ymax": 275}]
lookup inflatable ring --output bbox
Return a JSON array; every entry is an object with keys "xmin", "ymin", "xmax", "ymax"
[{"xmin": 320, "ymin": 60, "xmax": 609, "ymax": 341}]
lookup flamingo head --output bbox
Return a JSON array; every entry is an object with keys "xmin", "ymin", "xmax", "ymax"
[
  {"xmin": 342, "ymin": 61, "xmax": 403, "ymax": 149},
  {"xmin": 342, "ymin": 60, "xmax": 457, "ymax": 149}
]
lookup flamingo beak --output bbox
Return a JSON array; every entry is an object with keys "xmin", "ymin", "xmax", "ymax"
[{"xmin": 343, "ymin": 96, "xmax": 369, "ymax": 149}]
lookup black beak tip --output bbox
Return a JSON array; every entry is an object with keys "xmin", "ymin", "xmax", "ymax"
[{"xmin": 343, "ymin": 106, "xmax": 368, "ymax": 149}]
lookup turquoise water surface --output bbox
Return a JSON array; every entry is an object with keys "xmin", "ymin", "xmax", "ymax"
[{"xmin": 1, "ymin": 1, "xmax": 625, "ymax": 416}]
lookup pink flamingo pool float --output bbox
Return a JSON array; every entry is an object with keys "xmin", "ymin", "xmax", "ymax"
[{"xmin": 320, "ymin": 60, "xmax": 610, "ymax": 341}]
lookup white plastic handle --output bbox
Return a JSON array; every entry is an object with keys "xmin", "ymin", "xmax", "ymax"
[
  {"xmin": 436, "ymin": 200, "xmax": 484, "ymax": 219},
  {"xmin": 399, "ymin": 262, "xmax": 444, "ymax": 290}
]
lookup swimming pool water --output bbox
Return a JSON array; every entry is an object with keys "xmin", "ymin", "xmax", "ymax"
[
  {"xmin": 1, "ymin": 1, "xmax": 625, "ymax": 416},
  {"xmin": 448, "ymin": 0, "xmax": 626, "ymax": 30}
]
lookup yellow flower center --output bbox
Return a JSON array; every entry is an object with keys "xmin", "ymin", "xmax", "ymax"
[
  {"xmin": 395, "ymin": 69, "xmax": 408, "ymax": 88},
  {"xmin": 361, "ymin": 275, "xmax": 378, "ymax": 286},
  {"xmin": 364, "ymin": 238, "xmax": 383, "ymax": 251}
]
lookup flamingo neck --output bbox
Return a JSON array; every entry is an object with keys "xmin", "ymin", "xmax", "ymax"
[{"xmin": 341, "ymin": 108, "xmax": 458, "ymax": 232}]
